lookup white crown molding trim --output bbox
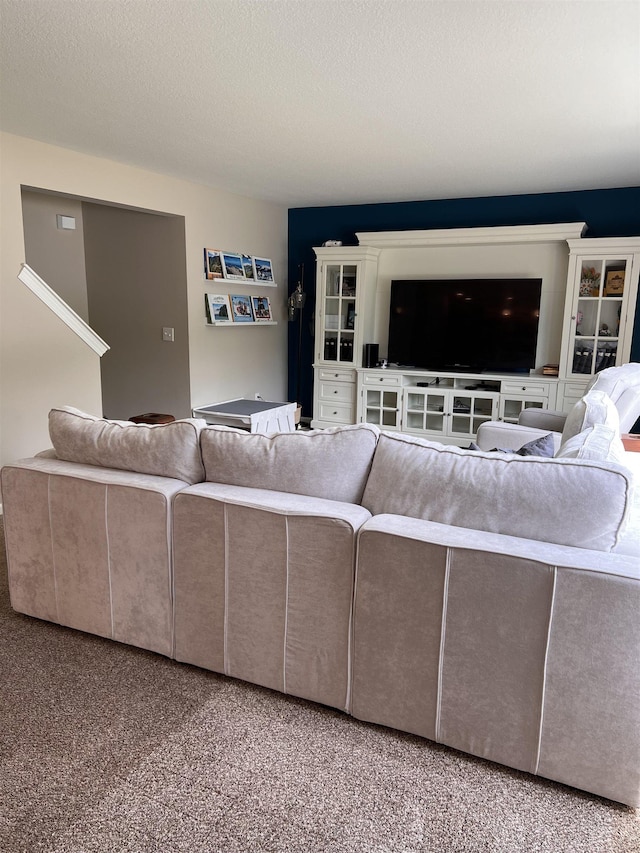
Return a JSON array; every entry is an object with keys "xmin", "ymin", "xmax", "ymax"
[
  {"xmin": 17, "ymin": 264, "xmax": 110, "ymax": 357},
  {"xmin": 356, "ymin": 222, "xmax": 587, "ymax": 248}
]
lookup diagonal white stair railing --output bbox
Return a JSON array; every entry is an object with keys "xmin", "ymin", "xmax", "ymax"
[{"xmin": 17, "ymin": 263, "xmax": 110, "ymax": 357}]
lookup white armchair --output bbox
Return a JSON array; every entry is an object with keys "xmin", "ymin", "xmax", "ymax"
[{"xmin": 475, "ymin": 363, "xmax": 640, "ymax": 452}]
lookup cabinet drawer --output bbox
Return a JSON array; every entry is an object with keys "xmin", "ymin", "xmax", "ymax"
[
  {"xmin": 318, "ymin": 381, "xmax": 354, "ymax": 403},
  {"xmin": 318, "ymin": 401, "xmax": 354, "ymax": 423},
  {"xmin": 361, "ymin": 372, "xmax": 402, "ymax": 387},
  {"xmin": 562, "ymin": 381, "xmax": 589, "ymax": 400},
  {"xmin": 501, "ymin": 381, "xmax": 551, "ymax": 397},
  {"xmin": 317, "ymin": 368, "xmax": 355, "ymax": 383}
]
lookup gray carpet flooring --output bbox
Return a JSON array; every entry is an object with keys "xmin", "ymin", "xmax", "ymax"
[{"xmin": 1, "ymin": 520, "xmax": 639, "ymax": 853}]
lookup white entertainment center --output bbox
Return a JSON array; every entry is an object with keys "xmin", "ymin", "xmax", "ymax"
[{"xmin": 311, "ymin": 223, "xmax": 640, "ymax": 443}]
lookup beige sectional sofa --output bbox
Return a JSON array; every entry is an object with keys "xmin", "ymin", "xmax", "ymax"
[{"xmin": 2, "ymin": 405, "xmax": 639, "ymax": 807}]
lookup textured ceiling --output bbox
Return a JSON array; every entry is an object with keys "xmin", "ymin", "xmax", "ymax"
[{"xmin": 1, "ymin": 0, "xmax": 639, "ymax": 207}]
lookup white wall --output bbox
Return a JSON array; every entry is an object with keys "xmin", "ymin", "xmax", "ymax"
[
  {"xmin": 373, "ymin": 243, "xmax": 570, "ymax": 369},
  {"xmin": 0, "ymin": 132, "xmax": 288, "ymax": 466}
]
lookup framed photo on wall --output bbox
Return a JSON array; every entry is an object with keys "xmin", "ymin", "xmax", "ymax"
[
  {"xmin": 205, "ymin": 293, "xmax": 232, "ymax": 324},
  {"xmin": 221, "ymin": 252, "xmax": 246, "ymax": 280},
  {"xmin": 204, "ymin": 248, "xmax": 223, "ymax": 280},
  {"xmin": 242, "ymin": 254, "xmax": 254, "ymax": 279},
  {"xmin": 230, "ymin": 294, "xmax": 254, "ymax": 322},
  {"xmin": 251, "ymin": 295, "xmax": 272, "ymax": 322},
  {"xmin": 252, "ymin": 257, "xmax": 275, "ymax": 284}
]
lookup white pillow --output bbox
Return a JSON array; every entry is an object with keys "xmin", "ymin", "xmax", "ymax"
[
  {"xmin": 560, "ymin": 389, "xmax": 619, "ymax": 446},
  {"xmin": 555, "ymin": 423, "xmax": 628, "ymax": 465}
]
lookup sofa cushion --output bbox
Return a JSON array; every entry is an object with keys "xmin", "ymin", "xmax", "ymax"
[
  {"xmin": 361, "ymin": 432, "xmax": 632, "ymax": 551},
  {"xmin": 560, "ymin": 389, "xmax": 619, "ymax": 446},
  {"xmin": 49, "ymin": 406, "xmax": 206, "ymax": 484},
  {"xmin": 555, "ymin": 423, "xmax": 628, "ymax": 465},
  {"xmin": 200, "ymin": 423, "xmax": 379, "ymax": 504}
]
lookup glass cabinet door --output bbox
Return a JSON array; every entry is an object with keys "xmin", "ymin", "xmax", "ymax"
[
  {"xmin": 322, "ymin": 263, "xmax": 357, "ymax": 364},
  {"xmin": 363, "ymin": 387, "xmax": 401, "ymax": 429},
  {"xmin": 448, "ymin": 392, "xmax": 498, "ymax": 438},
  {"xmin": 569, "ymin": 258, "xmax": 627, "ymax": 377}
]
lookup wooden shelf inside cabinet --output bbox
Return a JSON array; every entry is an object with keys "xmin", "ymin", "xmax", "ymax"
[{"xmin": 205, "ymin": 320, "xmax": 278, "ymax": 327}]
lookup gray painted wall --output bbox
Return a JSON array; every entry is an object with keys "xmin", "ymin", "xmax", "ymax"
[
  {"xmin": 83, "ymin": 203, "xmax": 191, "ymax": 420},
  {"xmin": 21, "ymin": 189, "xmax": 89, "ymax": 321}
]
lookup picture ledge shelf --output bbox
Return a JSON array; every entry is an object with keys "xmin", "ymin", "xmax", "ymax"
[{"xmin": 205, "ymin": 320, "xmax": 278, "ymax": 327}]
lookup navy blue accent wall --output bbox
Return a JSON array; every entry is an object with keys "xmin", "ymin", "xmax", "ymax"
[{"xmin": 288, "ymin": 187, "xmax": 640, "ymax": 418}]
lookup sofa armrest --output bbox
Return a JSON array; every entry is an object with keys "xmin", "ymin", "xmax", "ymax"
[
  {"xmin": 518, "ymin": 408, "xmax": 568, "ymax": 432},
  {"xmin": 474, "ymin": 421, "xmax": 562, "ymax": 453}
]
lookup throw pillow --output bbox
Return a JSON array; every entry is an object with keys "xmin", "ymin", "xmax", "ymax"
[
  {"xmin": 560, "ymin": 389, "xmax": 619, "ymax": 446},
  {"xmin": 555, "ymin": 423, "xmax": 628, "ymax": 465},
  {"xmin": 467, "ymin": 432, "xmax": 555, "ymax": 457}
]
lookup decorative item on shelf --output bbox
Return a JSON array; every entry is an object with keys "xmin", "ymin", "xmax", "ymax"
[
  {"xmin": 289, "ymin": 264, "xmax": 307, "ymax": 409},
  {"xmin": 221, "ymin": 252, "xmax": 246, "ymax": 281},
  {"xmin": 599, "ymin": 323, "xmax": 611, "ymax": 336},
  {"xmin": 324, "ymin": 338, "xmax": 337, "ymax": 360},
  {"xmin": 252, "ymin": 256, "xmax": 275, "ymax": 284},
  {"xmin": 251, "ymin": 295, "xmax": 272, "ymax": 322},
  {"xmin": 579, "ymin": 266, "xmax": 601, "ymax": 296},
  {"xmin": 322, "ymin": 240, "xmax": 342, "ymax": 247},
  {"xmin": 230, "ymin": 294, "xmax": 254, "ymax": 322},
  {"xmin": 205, "ymin": 293, "xmax": 232, "ymax": 324},
  {"xmin": 604, "ymin": 269, "xmax": 625, "ymax": 297},
  {"xmin": 204, "ymin": 248, "xmax": 223, "ymax": 280},
  {"xmin": 542, "ymin": 363, "xmax": 559, "ymax": 376},
  {"xmin": 242, "ymin": 254, "xmax": 254, "ymax": 280},
  {"xmin": 339, "ymin": 339, "xmax": 353, "ymax": 361}
]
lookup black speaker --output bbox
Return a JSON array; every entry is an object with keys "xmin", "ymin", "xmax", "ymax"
[{"xmin": 363, "ymin": 343, "xmax": 379, "ymax": 368}]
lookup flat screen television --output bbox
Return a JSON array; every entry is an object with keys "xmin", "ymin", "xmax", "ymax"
[{"xmin": 388, "ymin": 278, "xmax": 542, "ymax": 373}]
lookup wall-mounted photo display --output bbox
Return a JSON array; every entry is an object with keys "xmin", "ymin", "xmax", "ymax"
[
  {"xmin": 252, "ymin": 257, "xmax": 275, "ymax": 284},
  {"xmin": 221, "ymin": 252, "xmax": 246, "ymax": 280},
  {"xmin": 203, "ymin": 249, "xmax": 276, "ymax": 285},
  {"xmin": 204, "ymin": 248, "xmax": 223, "ymax": 279},
  {"xmin": 205, "ymin": 293, "xmax": 233, "ymax": 324},
  {"xmin": 242, "ymin": 254, "xmax": 254, "ymax": 279},
  {"xmin": 251, "ymin": 295, "xmax": 272, "ymax": 322},
  {"xmin": 230, "ymin": 294, "xmax": 254, "ymax": 322}
]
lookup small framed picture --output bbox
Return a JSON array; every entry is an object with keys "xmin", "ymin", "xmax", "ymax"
[
  {"xmin": 230, "ymin": 294, "xmax": 254, "ymax": 322},
  {"xmin": 252, "ymin": 256, "xmax": 275, "ymax": 284},
  {"xmin": 205, "ymin": 293, "xmax": 232, "ymax": 324},
  {"xmin": 604, "ymin": 269, "xmax": 625, "ymax": 297},
  {"xmin": 242, "ymin": 254, "xmax": 254, "ymax": 280},
  {"xmin": 204, "ymin": 248, "xmax": 223, "ymax": 280},
  {"xmin": 221, "ymin": 252, "xmax": 246, "ymax": 280},
  {"xmin": 251, "ymin": 295, "xmax": 272, "ymax": 322}
]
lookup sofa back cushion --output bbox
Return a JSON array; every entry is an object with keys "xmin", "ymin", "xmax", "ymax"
[
  {"xmin": 49, "ymin": 406, "xmax": 206, "ymax": 484},
  {"xmin": 560, "ymin": 389, "xmax": 619, "ymax": 446},
  {"xmin": 200, "ymin": 423, "xmax": 379, "ymax": 504},
  {"xmin": 361, "ymin": 432, "xmax": 633, "ymax": 551}
]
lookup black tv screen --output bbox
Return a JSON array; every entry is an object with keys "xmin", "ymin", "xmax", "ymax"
[{"xmin": 388, "ymin": 278, "xmax": 542, "ymax": 373}]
